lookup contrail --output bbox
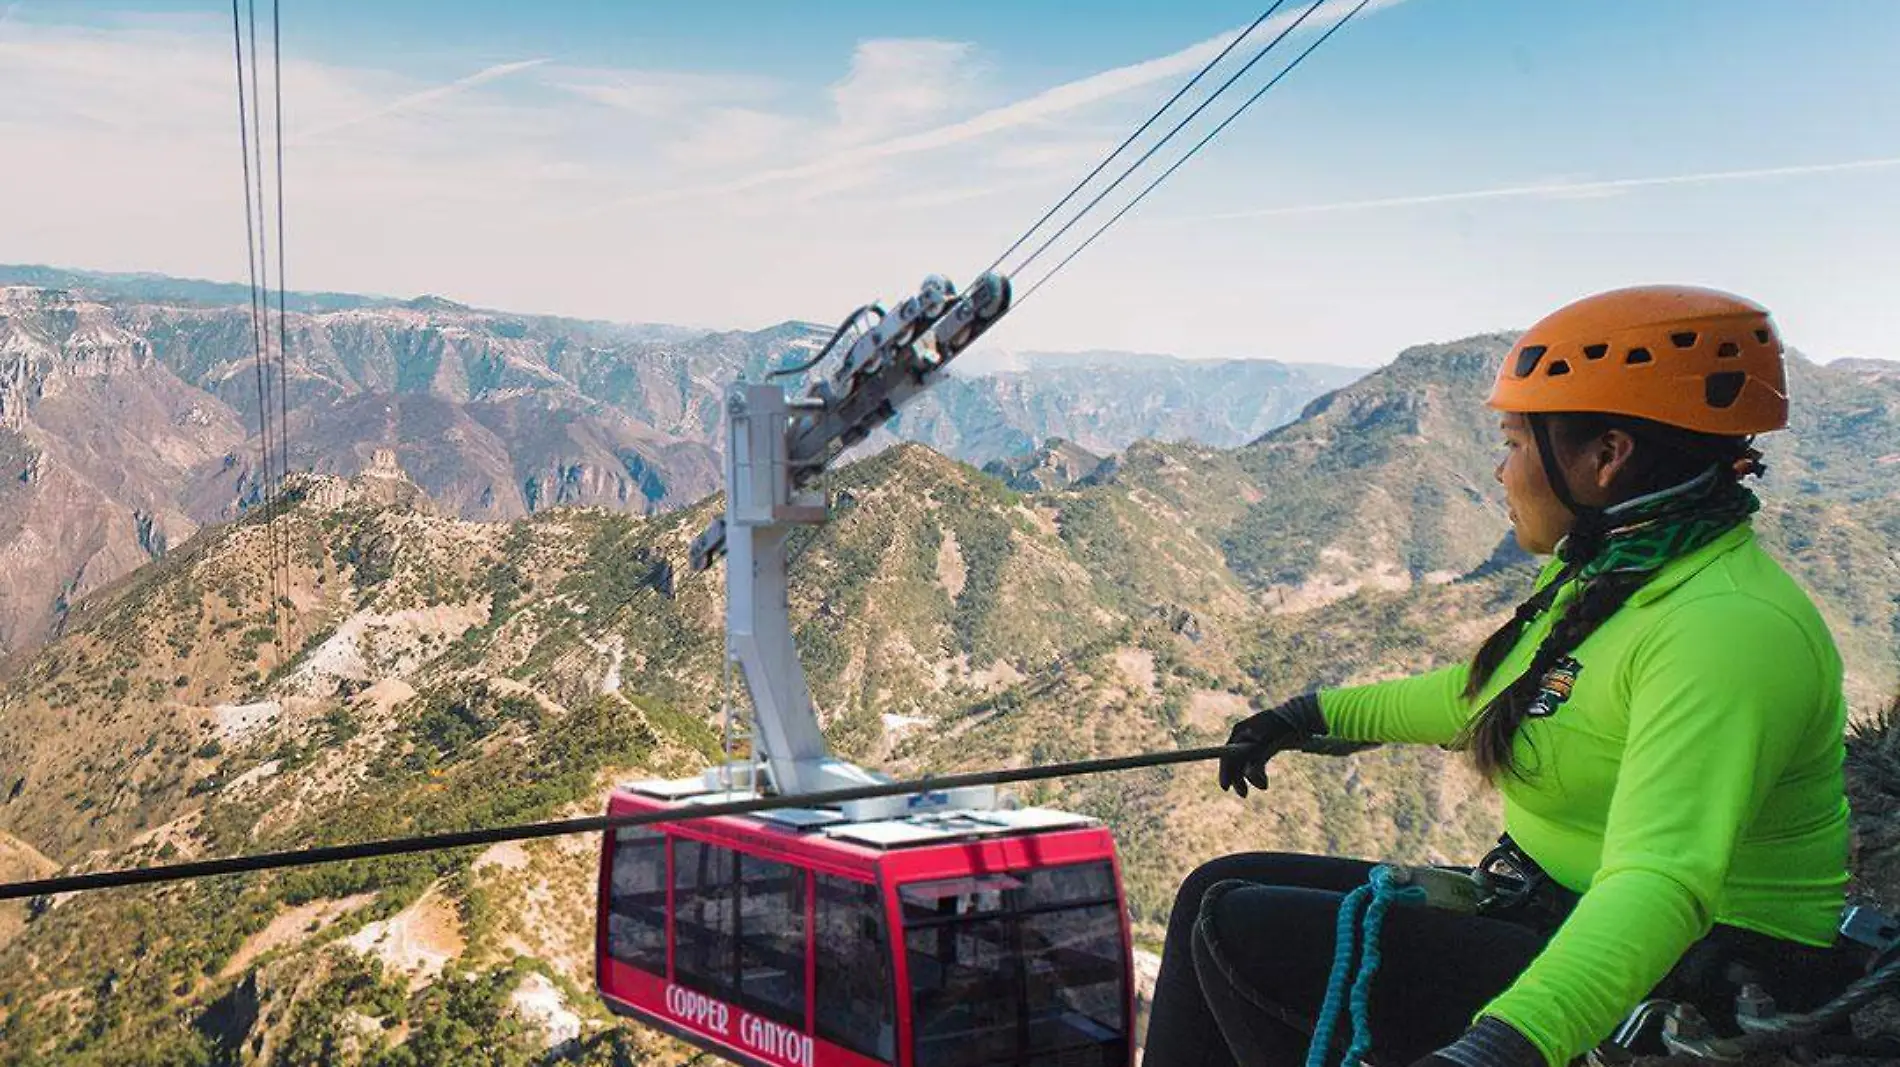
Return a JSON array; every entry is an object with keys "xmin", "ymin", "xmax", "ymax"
[
  {"xmin": 293, "ymin": 58, "xmax": 548, "ymax": 143},
  {"xmin": 590, "ymin": 0, "xmax": 1409, "ymax": 214},
  {"xmin": 1182, "ymin": 157, "xmax": 1900, "ymax": 221}
]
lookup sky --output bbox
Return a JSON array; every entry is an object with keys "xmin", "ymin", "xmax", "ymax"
[{"xmin": 2, "ymin": 0, "xmax": 1896, "ymax": 368}]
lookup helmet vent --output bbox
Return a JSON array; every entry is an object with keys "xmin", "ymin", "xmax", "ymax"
[
  {"xmin": 1546, "ymin": 360, "xmax": 1572, "ymax": 377},
  {"xmin": 1583, "ymin": 344, "xmax": 1609, "ymax": 360},
  {"xmin": 1513, "ymin": 346, "xmax": 1547, "ymax": 377},
  {"xmin": 1755, "ymin": 329, "xmax": 1771, "ymax": 344},
  {"xmin": 1671, "ymin": 331, "xmax": 1698, "ymax": 348},
  {"xmin": 1626, "ymin": 347, "xmax": 1653, "ymax": 365},
  {"xmin": 1706, "ymin": 371, "xmax": 1746, "ymax": 409},
  {"xmin": 1718, "ymin": 342, "xmax": 1741, "ymax": 359}
]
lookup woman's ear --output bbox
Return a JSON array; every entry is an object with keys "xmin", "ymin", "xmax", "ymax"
[{"xmin": 1592, "ymin": 429, "xmax": 1640, "ymax": 492}]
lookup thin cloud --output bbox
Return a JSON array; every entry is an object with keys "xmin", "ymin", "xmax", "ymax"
[
  {"xmin": 663, "ymin": 107, "xmax": 802, "ymax": 169},
  {"xmin": 545, "ymin": 66, "xmax": 780, "ymax": 119},
  {"xmin": 593, "ymin": 0, "xmax": 1406, "ymax": 213},
  {"xmin": 1182, "ymin": 157, "xmax": 1900, "ymax": 221},
  {"xmin": 830, "ymin": 39, "xmax": 977, "ymax": 141},
  {"xmin": 293, "ymin": 58, "xmax": 549, "ymax": 142}
]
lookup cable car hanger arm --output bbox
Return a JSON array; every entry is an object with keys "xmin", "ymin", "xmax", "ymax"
[
  {"xmin": 682, "ymin": 273, "xmax": 1011, "ymax": 804},
  {"xmin": 687, "ymin": 272, "xmax": 1009, "ymax": 572}
]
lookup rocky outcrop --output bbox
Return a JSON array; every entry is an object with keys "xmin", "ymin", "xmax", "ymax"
[
  {"xmin": 352, "ymin": 449, "xmax": 434, "ymax": 513},
  {"xmin": 982, "ymin": 437, "xmax": 1109, "ymax": 491}
]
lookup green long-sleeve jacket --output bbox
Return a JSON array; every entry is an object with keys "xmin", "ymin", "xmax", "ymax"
[{"xmin": 1318, "ymin": 523, "xmax": 1850, "ymax": 1066}]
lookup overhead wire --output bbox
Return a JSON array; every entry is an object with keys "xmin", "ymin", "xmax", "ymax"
[
  {"xmin": 1000, "ymin": 0, "xmax": 1327, "ymax": 282},
  {"xmin": 1014, "ymin": 0, "xmax": 1373, "ymax": 310},
  {"xmin": 230, "ymin": 0, "xmax": 281, "ymax": 634},
  {"xmin": 982, "ymin": 1, "xmax": 1289, "ymax": 278},
  {"xmin": 996, "ymin": 0, "xmax": 1436, "ymax": 751},
  {"xmin": 247, "ymin": 0, "xmax": 282, "ymax": 629},
  {"xmin": 250, "ymin": 0, "xmax": 290, "ymax": 635},
  {"xmin": 0, "ymin": 742, "xmax": 1278, "ymax": 900},
  {"xmin": 270, "ymin": 0, "xmax": 294, "ymax": 626}
]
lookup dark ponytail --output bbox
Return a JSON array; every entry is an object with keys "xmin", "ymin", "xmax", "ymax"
[
  {"xmin": 1461, "ymin": 571, "xmax": 1648, "ymax": 780},
  {"xmin": 1458, "ymin": 413, "xmax": 1760, "ymax": 782}
]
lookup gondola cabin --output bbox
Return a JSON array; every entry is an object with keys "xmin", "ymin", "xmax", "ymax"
[{"xmin": 596, "ymin": 779, "xmax": 1135, "ymax": 1067}]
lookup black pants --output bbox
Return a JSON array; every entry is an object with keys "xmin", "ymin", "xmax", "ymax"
[
  {"xmin": 1143, "ymin": 852, "xmax": 1865, "ymax": 1067},
  {"xmin": 1145, "ymin": 852, "xmax": 1548, "ymax": 1067}
]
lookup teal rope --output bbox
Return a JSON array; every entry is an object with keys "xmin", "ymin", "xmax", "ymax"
[
  {"xmin": 1306, "ymin": 882, "xmax": 1371, "ymax": 1067},
  {"xmin": 1346, "ymin": 868, "xmax": 1426, "ymax": 1062},
  {"xmin": 1308, "ymin": 866, "xmax": 1428, "ymax": 1067}
]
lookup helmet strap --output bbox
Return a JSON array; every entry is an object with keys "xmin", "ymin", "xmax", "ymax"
[
  {"xmin": 1527, "ymin": 413, "xmax": 1585, "ymax": 516},
  {"xmin": 1528, "ymin": 413, "xmax": 1606, "ymax": 563}
]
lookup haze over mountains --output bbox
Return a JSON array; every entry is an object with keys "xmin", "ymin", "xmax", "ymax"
[
  {"xmin": 0, "ymin": 266, "xmax": 1354, "ymax": 661},
  {"xmin": 2, "ymin": 266, "xmax": 1899, "ymax": 1065}
]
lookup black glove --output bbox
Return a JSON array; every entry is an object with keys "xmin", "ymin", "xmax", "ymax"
[
  {"xmin": 1410, "ymin": 1017, "xmax": 1546, "ymax": 1067},
  {"xmin": 1218, "ymin": 693, "xmax": 1323, "ymax": 798}
]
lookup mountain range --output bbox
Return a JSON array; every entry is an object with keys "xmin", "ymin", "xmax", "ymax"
[
  {"xmin": 0, "ymin": 267, "xmax": 1354, "ymax": 662},
  {"xmin": 1, "ymin": 272, "xmax": 1899, "ymax": 1064}
]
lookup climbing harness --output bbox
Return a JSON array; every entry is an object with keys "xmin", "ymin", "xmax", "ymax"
[
  {"xmin": 1587, "ymin": 908, "xmax": 1900, "ymax": 1064},
  {"xmin": 1472, "ymin": 833, "xmax": 1579, "ymax": 934}
]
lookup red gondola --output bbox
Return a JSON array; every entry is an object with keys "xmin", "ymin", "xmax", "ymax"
[
  {"xmin": 594, "ymin": 274, "xmax": 1135, "ymax": 1066},
  {"xmin": 594, "ymin": 781, "xmax": 1134, "ymax": 1067}
]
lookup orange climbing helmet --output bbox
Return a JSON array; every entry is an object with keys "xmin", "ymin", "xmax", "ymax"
[{"xmin": 1487, "ymin": 285, "xmax": 1790, "ymax": 435}]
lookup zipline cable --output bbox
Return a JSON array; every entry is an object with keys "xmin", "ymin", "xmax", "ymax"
[
  {"xmin": 1001, "ymin": 0, "xmax": 1328, "ymax": 281},
  {"xmin": 982, "ymin": 1, "xmax": 1289, "ymax": 277},
  {"xmin": 1014, "ymin": 0, "xmax": 1372, "ymax": 310},
  {"xmin": 0, "ymin": 740, "xmax": 1366, "ymax": 901}
]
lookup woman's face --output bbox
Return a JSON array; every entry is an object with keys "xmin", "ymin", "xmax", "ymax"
[{"xmin": 1496, "ymin": 413, "xmax": 1575, "ymax": 555}]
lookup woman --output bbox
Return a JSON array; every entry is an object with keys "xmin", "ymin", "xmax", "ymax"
[{"xmin": 1144, "ymin": 286, "xmax": 1857, "ymax": 1067}]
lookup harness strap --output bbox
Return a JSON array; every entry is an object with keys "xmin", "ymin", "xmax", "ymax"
[{"xmin": 1475, "ymin": 833, "xmax": 1580, "ymax": 933}]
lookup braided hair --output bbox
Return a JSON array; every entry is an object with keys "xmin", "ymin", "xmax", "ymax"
[{"xmin": 1459, "ymin": 412, "xmax": 1763, "ymax": 782}]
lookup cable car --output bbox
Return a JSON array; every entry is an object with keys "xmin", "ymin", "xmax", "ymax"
[
  {"xmin": 595, "ymin": 776, "xmax": 1134, "ymax": 1067},
  {"xmin": 593, "ymin": 274, "xmax": 1134, "ymax": 1065}
]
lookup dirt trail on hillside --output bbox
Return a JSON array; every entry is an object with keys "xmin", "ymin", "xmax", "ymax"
[{"xmin": 220, "ymin": 893, "xmax": 376, "ymax": 978}]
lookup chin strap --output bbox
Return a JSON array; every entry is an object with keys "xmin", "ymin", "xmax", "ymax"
[{"xmin": 1527, "ymin": 413, "xmax": 1606, "ymax": 564}]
